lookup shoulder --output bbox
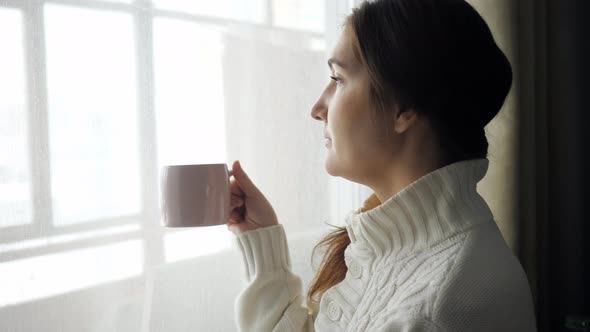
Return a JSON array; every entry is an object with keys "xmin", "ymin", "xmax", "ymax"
[
  {"xmin": 436, "ymin": 220, "xmax": 530, "ymax": 299},
  {"xmin": 431, "ymin": 221, "xmax": 537, "ymax": 331}
]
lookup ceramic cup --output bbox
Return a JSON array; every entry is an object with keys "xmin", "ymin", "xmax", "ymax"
[{"xmin": 160, "ymin": 163, "xmax": 233, "ymax": 227}]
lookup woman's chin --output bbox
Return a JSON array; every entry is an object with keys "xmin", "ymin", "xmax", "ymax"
[{"xmin": 324, "ymin": 155, "xmax": 338, "ymax": 176}]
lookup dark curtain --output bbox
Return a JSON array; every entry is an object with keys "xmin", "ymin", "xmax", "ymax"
[{"xmin": 516, "ymin": 0, "xmax": 590, "ymax": 331}]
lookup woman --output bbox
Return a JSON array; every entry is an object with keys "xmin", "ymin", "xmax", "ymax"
[{"xmin": 226, "ymin": 0, "xmax": 537, "ymax": 330}]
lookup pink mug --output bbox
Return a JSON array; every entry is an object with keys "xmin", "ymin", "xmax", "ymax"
[{"xmin": 160, "ymin": 163, "xmax": 233, "ymax": 227}]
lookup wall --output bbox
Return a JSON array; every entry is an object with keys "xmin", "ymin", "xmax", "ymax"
[{"xmin": 468, "ymin": 0, "xmax": 520, "ymax": 251}]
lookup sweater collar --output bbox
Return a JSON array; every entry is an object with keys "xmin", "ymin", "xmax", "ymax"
[{"xmin": 344, "ymin": 158, "xmax": 494, "ymax": 259}]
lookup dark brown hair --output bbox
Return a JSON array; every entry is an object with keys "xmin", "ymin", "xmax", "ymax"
[{"xmin": 306, "ymin": 0, "xmax": 512, "ymax": 309}]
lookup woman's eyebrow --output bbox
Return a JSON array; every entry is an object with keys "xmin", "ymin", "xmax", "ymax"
[{"xmin": 328, "ymin": 58, "xmax": 347, "ymax": 71}]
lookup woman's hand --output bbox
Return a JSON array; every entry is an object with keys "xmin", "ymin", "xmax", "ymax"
[{"xmin": 227, "ymin": 160, "xmax": 279, "ymax": 234}]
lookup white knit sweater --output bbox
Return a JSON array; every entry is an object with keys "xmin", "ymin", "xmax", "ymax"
[{"xmin": 233, "ymin": 158, "xmax": 537, "ymax": 331}]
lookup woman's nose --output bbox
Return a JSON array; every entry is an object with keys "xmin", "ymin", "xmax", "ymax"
[
  {"xmin": 310, "ymin": 100, "xmax": 326, "ymax": 121},
  {"xmin": 310, "ymin": 88, "xmax": 329, "ymax": 121}
]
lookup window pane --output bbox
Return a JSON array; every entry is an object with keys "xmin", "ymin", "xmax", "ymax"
[
  {"xmin": 153, "ymin": 18, "xmax": 227, "ymax": 168},
  {"xmin": 153, "ymin": 19, "xmax": 231, "ymax": 260},
  {"xmin": 273, "ymin": 0, "xmax": 325, "ymax": 33},
  {"xmin": 0, "ymin": 8, "xmax": 32, "ymax": 227},
  {"xmin": 164, "ymin": 226, "xmax": 230, "ymax": 263},
  {"xmin": 153, "ymin": 0, "xmax": 267, "ymax": 24},
  {"xmin": 0, "ymin": 239, "xmax": 142, "ymax": 306},
  {"xmin": 44, "ymin": 5, "xmax": 141, "ymax": 226}
]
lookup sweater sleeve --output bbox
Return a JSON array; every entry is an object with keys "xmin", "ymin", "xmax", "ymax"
[{"xmin": 233, "ymin": 224, "xmax": 315, "ymax": 332}]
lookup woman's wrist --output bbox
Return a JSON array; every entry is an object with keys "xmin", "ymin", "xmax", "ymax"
[{"xmin": 234, "ymin": 224, "xmax": 291, "ymax": 279}]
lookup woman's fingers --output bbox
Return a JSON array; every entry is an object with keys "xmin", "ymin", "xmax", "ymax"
[
  {"xmin": 227, "ymin": 220, "xmax": 255, "ymax": 235},
  {"xmin": 230, "ymin": 193, "xmax": 243, "ymax": 208},
  {"xmin": 230, "ymin": 160, "xmax": 259, "ymax": 197},
  {"xmin": 227, "ymin": 222, "xmax": 247, "ymax": 234},
  {"xmin": 228, "ymin": 209, "xmax": 243, "ymax": 224},
  {"xmin": 230, "ymin": 178, "xmax": 245, "ymax": 197}
]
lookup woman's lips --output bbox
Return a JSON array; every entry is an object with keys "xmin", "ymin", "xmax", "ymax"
[{"xmin": 325, "ymin": 138, "xmax": 332, "ymax": 147}]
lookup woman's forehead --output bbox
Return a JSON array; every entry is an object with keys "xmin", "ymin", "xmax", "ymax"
[{"xmin": 330, "ymin": 29, "xmax": 361, "ymax": 73}]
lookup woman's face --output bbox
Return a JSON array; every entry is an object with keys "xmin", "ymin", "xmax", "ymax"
[{"xmin": 310, "ymin": 27, "xmax": 392, "ymax": 184}]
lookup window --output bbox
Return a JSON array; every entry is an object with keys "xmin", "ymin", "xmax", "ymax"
[
  {"xmin": 0, "ymin": 8, "xmax": 31, "ymax": 228},
  {"xmin": 45, "ymin": 4, "xmax": 141, "ymax": 225},
  {"xmin": 0, "ymin": 0, "xmax": 326, "ymax": 308}
]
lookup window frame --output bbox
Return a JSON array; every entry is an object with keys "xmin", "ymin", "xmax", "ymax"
[{"xmin": 0, "ymin": 0, "xmax": 332, "ymax": 267}]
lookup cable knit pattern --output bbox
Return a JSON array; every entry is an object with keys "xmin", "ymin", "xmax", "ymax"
[{"xmin": 232, "ymin": 158, "xmax": 537, "ymax": 331}]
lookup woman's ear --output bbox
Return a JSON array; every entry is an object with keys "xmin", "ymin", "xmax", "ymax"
[{"xmin": 393, "ymin": 109, "xmax": 419, "ymax": 134}]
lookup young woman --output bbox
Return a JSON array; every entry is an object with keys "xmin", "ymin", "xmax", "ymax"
[{"xmin": 226, "ymin": 0, "xmax": 537, "ymax": 330}]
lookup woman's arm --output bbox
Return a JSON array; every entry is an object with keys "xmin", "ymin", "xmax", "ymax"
[{"xmin": 234, "ymin": 225, "xmax": 315, "ymax": 332}]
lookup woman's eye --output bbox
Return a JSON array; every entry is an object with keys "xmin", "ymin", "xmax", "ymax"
[{"xmin": 330, "ymin": 76, "xmax": 342, "ymax": 85}]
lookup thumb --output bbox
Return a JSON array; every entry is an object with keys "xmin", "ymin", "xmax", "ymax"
[{"xmin": 231, "ymin": 160, "xmax": 259, "ymax": 197}]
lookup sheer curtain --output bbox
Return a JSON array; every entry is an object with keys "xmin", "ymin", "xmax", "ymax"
[
  {"xmin": 0, "ymin": 0, "xmax": 364, "ymax": 331},
  {"xmin": 0, "ymin": 0, "xmax": 520, "ymax": 331}
]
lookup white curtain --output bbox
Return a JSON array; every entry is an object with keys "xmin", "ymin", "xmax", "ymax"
[{"xmin": 0, "ymin": 0, "xmax": 368, "ymax": 331}]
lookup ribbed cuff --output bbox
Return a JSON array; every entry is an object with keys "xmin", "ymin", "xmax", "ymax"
[{"xmin": 234, "ymin": 224, "xmax": 292, "ymax": 281}]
